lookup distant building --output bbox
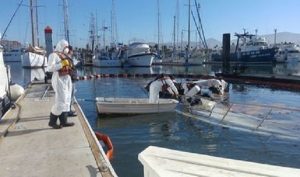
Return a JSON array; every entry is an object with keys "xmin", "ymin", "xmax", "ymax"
[{"xmin": 0, "ymin": 40, "xmax": 22, "ymax": 50}]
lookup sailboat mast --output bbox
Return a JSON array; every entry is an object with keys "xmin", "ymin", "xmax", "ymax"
[
  {"xmin": 176, "ymin": 0, "xmax": 180, "ymax": 48},
  {"xmin": 186, "ymin": 0, "xmax": 191, "ymax": 63},
  {"xmin": 63, "ymin": 0, "xmax": 70, "ymax": 43},
  {"xmin": 173, "ymin": 16, "xmax": 176, "ymax": 55},
  {"xmin": 157, "ymin": 0, "xmax": 160, "ymax": 56},
  {"xmin": 29, "ymin": 0, "xmax": 36, "ymax": 46}
]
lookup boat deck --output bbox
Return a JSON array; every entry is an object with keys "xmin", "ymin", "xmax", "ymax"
[
  {"xmin": 139, "ymin": 146, "xmax": 300, "ymax": 177},
  {"xmin": 0, "ymin": 83, "xmax": 116, "ymax": 177}
]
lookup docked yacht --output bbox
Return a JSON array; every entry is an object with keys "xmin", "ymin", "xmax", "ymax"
[
  {"xmin": 276, "ymin": 43, "xmax": 300, "ymax": 63},
  {"xmin": 3, "ymin": 48, "xmax": 24, "ymax": 62},
  {"xmin": 0, "ymin": 45, "xmax": 11, "ymax": 118},
  {"xmin": 126, "ymin": 42, "xmax": 156, "ymax": 67}
]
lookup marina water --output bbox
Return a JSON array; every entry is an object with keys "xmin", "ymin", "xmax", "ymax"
[{"xmin": 8, "ymin": 62, "xmax": 300, "ymax": 177}]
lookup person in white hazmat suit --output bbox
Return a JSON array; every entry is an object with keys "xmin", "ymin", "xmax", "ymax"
[
  {"xmin": 149, "ymin": 74, "xmax": 179, "ymax": 103},
  {"xmin": 192, "ymin": 79, "xmax": 227, "ymax": 95},
  {"xmin": 47, "ymin": 39, "xmax": 74, "ymax": 129},
  {"xmin": 182, "ymin": 82, "xmax": 201, "ymax": 105}
]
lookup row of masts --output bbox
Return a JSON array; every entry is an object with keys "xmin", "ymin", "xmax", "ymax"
[
  {"xmin": 157, "ymin": 0, "xmax": 207, "ymax": 60},
  {"xmin": 28, "ymin": 0, "xmax": 206, "ymax": 56}
]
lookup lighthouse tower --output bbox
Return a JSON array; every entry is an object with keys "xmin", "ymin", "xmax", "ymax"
[{"xmin": 44, "ymin": 26, "xmax": 53, "ymax": 57}]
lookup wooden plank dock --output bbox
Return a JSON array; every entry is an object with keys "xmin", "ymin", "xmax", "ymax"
[
  {"xmin": 0, "ymin": 83, "xmax": 117, "ymax": 177},
  {"xmin": 139, "ymin": 146, "xmax": 300, "ymax": 177}
]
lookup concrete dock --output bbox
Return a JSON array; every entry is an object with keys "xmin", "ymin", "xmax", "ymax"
[{"xmin": 0, "ymin": 83, "xmax": 117, "ymax": 177}]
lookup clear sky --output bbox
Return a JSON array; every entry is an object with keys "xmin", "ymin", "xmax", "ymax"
[{"xmin": 1, "ymin": 0, "xmax": 300, "ymax": 48}]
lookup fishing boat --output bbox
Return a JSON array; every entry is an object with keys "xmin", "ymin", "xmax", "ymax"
[
  {"xmin": 211, "ymin": 31, "xmax": 277, "ymax": 63},
  {"xmin": 126, "ymin": 42, "xmax": 156, "ymax": 67},
  {"xmin": 22, "ymin": 0, "xmax": 47, "ymax": 68},
  {"xmin": 96, "ymin": 97, "xmax": 178, "ymax": 114}
]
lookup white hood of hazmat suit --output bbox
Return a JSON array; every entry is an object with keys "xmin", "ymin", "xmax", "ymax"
[{"xmin": 47, "ymin": 39, "xmax": 72, "ymax": 115}]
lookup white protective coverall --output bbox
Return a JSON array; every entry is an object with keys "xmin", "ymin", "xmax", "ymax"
[
  {"xmin": 149, "ymin": 78, "xmax": 179, "ymax": 103},
  {"xmin": 47, "ymin": 40, "xmax": 72, "ymax": 115},
  {"xmin": 182, "ymin": 83, "xmax": 201, "ymax": 98},
  {"xmin": 192, "ymin": 79, "xmax": 226, "ymax": 95}
]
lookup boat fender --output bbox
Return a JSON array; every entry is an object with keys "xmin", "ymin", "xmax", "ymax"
[
  {"xmin": 9, "ymin": 83, "xmax": 24, "ymax": 101},
  {"xmin": 95, "ymin": 132, "xmax": 114, "ymax": 160}
]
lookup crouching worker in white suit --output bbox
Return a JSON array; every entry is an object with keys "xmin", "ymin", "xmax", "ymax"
[
  {"xmin": 182, "ymin": 83, "xmax": 201, "ymax": 106},
  {"xmin": 193, "ymin": 79, "xmax": 227, "ymax": 95},
  {"xmin": 149, "ymin": 74, "xmax": 179, "ymax": 103},
  {"xmin": 47, "ymin": 39, "xmax": 75, "ymax": 129}
]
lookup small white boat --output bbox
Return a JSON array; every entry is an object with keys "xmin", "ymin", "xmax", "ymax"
[{"xmin": 96, "ymin": 97, "xmax": 178, "ymax": 114}]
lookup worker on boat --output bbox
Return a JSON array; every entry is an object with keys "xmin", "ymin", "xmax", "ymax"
[
  {"xmin": 192, "ymin": 79, "xmax": 227, "ymax": 95},
  {"xmin": 149, "ymin": 74, "xmax": 179, "ymax": 103},
  {"xmin": 47, "ymin": 39, "xmax": 75, "ymax": 129},
  {"xmin": 182, "ymin": 82, "xmax": 202, "ymax": 106}
]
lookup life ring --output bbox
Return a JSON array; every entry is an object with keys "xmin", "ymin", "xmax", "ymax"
[{"xmin": 95, "ymin": 132, "xmax": 114, "ymax": 160}]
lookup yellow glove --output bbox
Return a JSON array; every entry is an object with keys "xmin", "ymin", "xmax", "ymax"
[{"xmin": 61, "ymin": 59, "xmax": 70, "ymax": 67}]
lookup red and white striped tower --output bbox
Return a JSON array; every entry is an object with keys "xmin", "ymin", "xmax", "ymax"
[{"xmin": 44, "ymin": 26, "xmax": 53, "ymax": 57}]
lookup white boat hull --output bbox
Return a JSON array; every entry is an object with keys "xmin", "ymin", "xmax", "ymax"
[
  {"xmin": 22, "ymin": 52, "xmax": 47, "ymax": 68},
  {"xmin": 127, "ymin": 53, "xmax": 155, "ymax": 67},
  {"xmin": 96, "ymin": 97, "xmax": 178, "ymax": 114},
  {"xmin": 93, "ymin": 59, "xmax": 122, "ymax": 67},
  {"xmin": 0, "ymin": 47, "xmax": 11, "ymax": 118}
]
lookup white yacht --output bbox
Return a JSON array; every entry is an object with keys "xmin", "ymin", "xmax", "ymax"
[
  {"xmin": 276, "ymin": 43, "xmax": 300, "ymax": 63},
  {"xmin": 126, "ymin": 43, "xmax": 156, "ymax": 67},
  {"xmin": 0, "ymin": 45, "xmax": 11, "ymax": 118},
  {"xmin": 3, "ymin": 48, "xmax": 24, "ymax": 62}
]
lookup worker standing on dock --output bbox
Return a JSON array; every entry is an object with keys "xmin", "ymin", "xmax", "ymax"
[
  {"xmin": 47, "ymin": 39, "xmax": 75, "ymax": 129},
  {"xmin": 66, "ymin": 46, "xmax": 77, "ymax": 117},
  {"xmin": 149, "ymin": 74, "xmax": 179, "ymax": 103}
]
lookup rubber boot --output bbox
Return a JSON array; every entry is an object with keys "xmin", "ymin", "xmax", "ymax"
[
  {"xmin": 59, "ymin": 112, "xmax": 75, "ymax": 127},
  {"xmin": 48, "ymin": 113, "xmax": 61, "ymax": 129}
]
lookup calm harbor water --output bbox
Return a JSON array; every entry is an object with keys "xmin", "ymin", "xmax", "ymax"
[{"xmin": 7, "ymin": 62, "xmax": 300, "ymax": 177}]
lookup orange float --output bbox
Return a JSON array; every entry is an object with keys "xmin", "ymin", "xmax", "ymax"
[{"xmin": 95, "ymin": 132, "xmax": 114, "ymax": 160}]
